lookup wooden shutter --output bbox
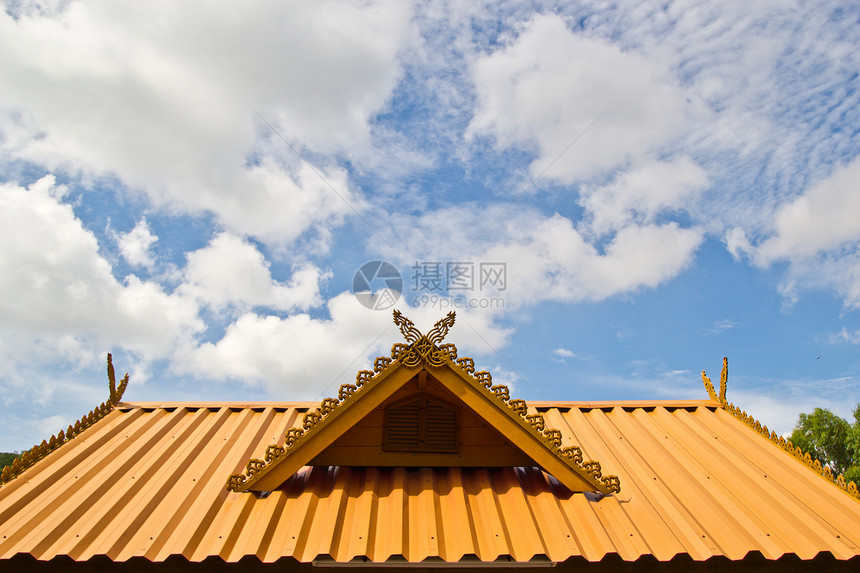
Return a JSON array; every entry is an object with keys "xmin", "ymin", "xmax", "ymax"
[{"xmin": 383, "ymin": 394, "xmax": 459, "ymax": 453}]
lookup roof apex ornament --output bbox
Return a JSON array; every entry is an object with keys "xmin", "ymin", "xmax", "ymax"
[{"xmin": 391, "ymin": 310, "xmax": 457, "ymax": 368}]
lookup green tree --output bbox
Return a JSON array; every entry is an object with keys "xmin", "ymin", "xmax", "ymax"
[
  {"xmin": 845, "ymin": 405, "xmax": 860, "ymax": 485},
  {"xmin": 790, "ymin": 405, "xmax": 860, "ymax": 484},
  {"xmin": 0, "ymin": 452, "xmax": 19, "ymax": 467}
]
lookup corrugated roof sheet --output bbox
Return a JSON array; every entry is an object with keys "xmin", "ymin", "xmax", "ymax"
[{"xmin": 1, "ymin": 401, "xmax": 859, "ymax": 565}]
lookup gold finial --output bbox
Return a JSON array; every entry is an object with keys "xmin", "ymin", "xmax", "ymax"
[
  {"xmin": 701, "ymin": 356, "xmax": 728, "ymax": 405},
  {"xmin": 392, "ymin": 309, "xmax": 422, "ymax": 343},
  {"xmin": 701, "ymin": 370, "xmax": 718, "ymax": 402},
  {"xmin": 426, "ymin": 311, "xmax": 456, "ymax": 344},
  {"xmin": 392, "ymin": 310, "xmax": 456, "ymax": 344},
  {"xmin": 107, "ymin": 353, "xmax": 129, "ymax": 405},
  {"xmin": 391, "ymin": 310, "xmax": 457, "ymax": 367}
]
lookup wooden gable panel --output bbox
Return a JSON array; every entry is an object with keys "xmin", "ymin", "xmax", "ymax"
[{"xmin": 309, "ymin": 374, "xmax": 535, "ymax": 467}]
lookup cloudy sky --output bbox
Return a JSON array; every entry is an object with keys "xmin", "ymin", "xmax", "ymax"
[{"xmin": 1, "ymin": 0, "xmax": 859, "ymax": 451}]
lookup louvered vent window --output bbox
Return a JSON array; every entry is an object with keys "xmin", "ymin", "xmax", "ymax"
[{"xmin": 383, "ymin": 395, "xmax": 459, "ymax": 453}]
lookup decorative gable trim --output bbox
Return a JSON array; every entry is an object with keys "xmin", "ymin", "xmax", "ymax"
[
  {"xmin": 227, "ymin": 311, "xmax": 622, "ymax": 495},
  {"xmin": 702, "ymin": 357, "xmax": 859, "ymax": 502}
]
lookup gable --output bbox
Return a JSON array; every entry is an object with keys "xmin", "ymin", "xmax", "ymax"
[
  {"xmin": 309, "ymin": 371, "xmax": 535, "ymax": 467},
  {"xmin": 227, "ymin": 311, "xmax": 621, "ymax": 495}
]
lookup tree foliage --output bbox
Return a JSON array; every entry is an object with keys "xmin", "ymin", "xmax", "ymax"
[
  {"xmin": 0, "ymin": 452, "xmax": 20, "ymax": 468},
  {"xmin": 790, "ymin": 405, "xmax": 860, "ymax": 484}
]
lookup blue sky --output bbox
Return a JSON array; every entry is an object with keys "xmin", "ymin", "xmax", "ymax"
[{"xmin": 1, "ymin": 0, "xmax": 859, "ymax": 451}]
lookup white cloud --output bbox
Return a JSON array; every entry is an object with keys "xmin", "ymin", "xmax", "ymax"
[
  {"xmin": 0, "ymin": 176, "xmax": 202, "ymax": 365},
  {"xmin": 457, "ymin": 2, "xmax": 860, "ymax": 319},
  {"xmin": 176, "ymin": 294, "xmax": 398, "ymax": 395},
  {"xmin": 179, "ymin": 232, "xmax": 326, "ymax": 312},
  {"xmin": 778, "ymin": 280, "xmax": 800, "ymax": 312},
  {"xmin": 755, "ymin": 158, "xmax": 860, "ymax": 264},
  {"xmin": 485, "ymin": 216, "xmax": 702, "ymax": 305},
  {"xmin": 829, "ymin": 255, "xmax": 860, "ymax": 309},
  {"xmin": 583, "ymin": 222, "xmax": 703, "ymax": 295},
  {"xmin": 195, "ymin": 160, "xmax": 365, "ymax": 249},
  {"xmin": 724, "ymin": 226, "xmax": 752, "ymax": 260},
  {"xmin": 552, "ymin": 348, "xmax": 579, "ymax": 364},
  {"xmin": 177, "ymin": 291, "xmax": 513, "ymax": 396},
  {"xmin": 0, "ymin": 0, "xmax": 414, "ymax": 245},
  {"xmin": 374, "ymin": 206, "xmax": 703, "ymax": 308},
  {"xmin": 579, "ymin": 158, "xmax": 709, "ymax": 237},
  {"xmin": 700, "ymin": 319, "xmax": 739, "ymax": 336},
  {"xmin": 734, "ymin": 158, "xmax": 860, "ymax": 308},
  {"xmin": 0, "ymin": 174, "xmax": 373, "ymax": 414},
  {"xmin": 468, "ymin": 13, "xmax": 694, "ymax": 182},
  {"xmin": 831, "ymin": 328, "xmax": 860, "ymax": 346},
  {"xmin": 117, "ymin": 218, "xmax": 157, "ymax": 269}
]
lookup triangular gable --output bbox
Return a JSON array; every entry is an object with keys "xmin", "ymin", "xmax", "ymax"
[
  {"xmin": 227, "ymin": 311, "xmax": 621, "ymax": 495},
  {"xmin": 310, "ymin": 371, "xmax": 539, "ymax": 467}
]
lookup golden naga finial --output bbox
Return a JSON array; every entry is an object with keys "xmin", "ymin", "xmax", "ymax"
[
  {"xmin": 107, "ymin": 353, "xmax": 130, "ymax": 404},
  {"xmin": 426, "ymin": 311, "xmax": 456, "ymax": 344},
  {"xmin": 392, "ymin": 309, "xmax": 423, "ymax": 343},
  {"xmin": 701, "ymin": 356, "xmax": 728, "ymax": 405},
  {"xmin": 391, "ymin": 310, "xmax": 457, "ymax": 367}
]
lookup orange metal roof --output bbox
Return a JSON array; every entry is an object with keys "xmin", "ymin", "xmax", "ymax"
[{"xmin": 1, "ymin": 400, "xmax": 859, "ymax": 565}]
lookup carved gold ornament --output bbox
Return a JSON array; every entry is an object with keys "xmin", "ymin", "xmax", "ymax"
[
  {"xmin": 227, "ymin": 310, "xmax": 622, "ymax": 495},
  {"xmin": 391, "ymin": 310, "xmax": 457, "ymax": 367},
  {"xmin": 702, "ymin": 357, "xmax": 859, "ymax": 502},
  {"xmin": 0, "ymin": 354, "xmax": 129, "ymax": 487}
]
